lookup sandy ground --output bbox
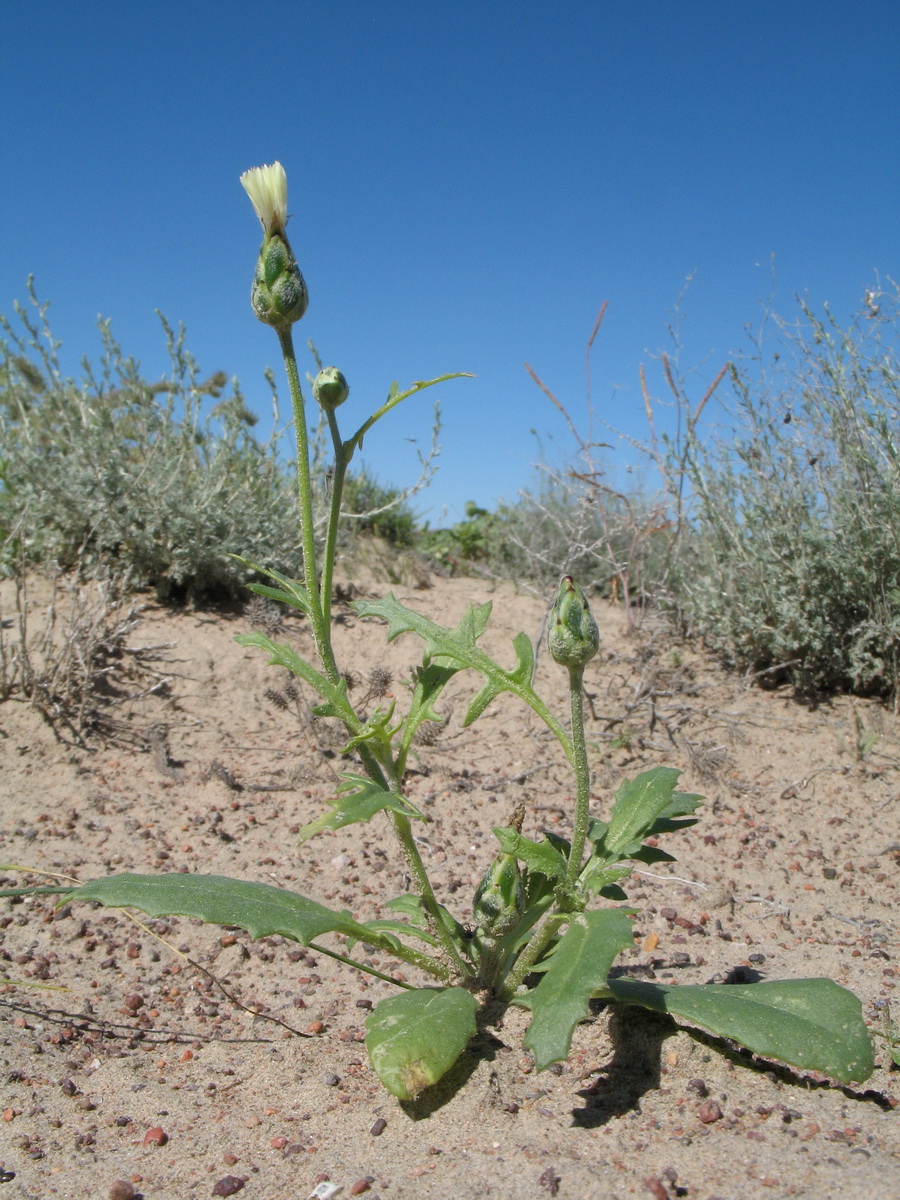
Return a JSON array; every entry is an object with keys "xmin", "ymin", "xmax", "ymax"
[{"xmin": 0, "ymin": 570, "xmax": 898, "ymax": 1200}]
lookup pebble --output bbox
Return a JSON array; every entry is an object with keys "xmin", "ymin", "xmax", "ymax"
[
  {"xmin": 686, "ymin": 1078, "xmax": 709, "ymax": 1098},
  {"xmin": 350, "ymin": 1180, "xmax": 374, "ymax": 1196},
  {"xmin": 212, "ymin": 1177, "xmax": 245, "ymax": 1196},
  {"xmin": 698, "ymin": 1100, "xmax": 723, "ymax": 1124},
  {"xmin": 324, "ymin": 1073, "xmax": 341, "ymax": 1087},
  {"xmin": 108, "ymin": 1183, "xmax": 136, "ymax": 1200},
  {"xmin": 143, "ymin": 1126, "xmax": 167, "ymax": 1146},
  {"xmin": 370, "ymin": 1117, "xmax": 387, "ymax": 1136}
]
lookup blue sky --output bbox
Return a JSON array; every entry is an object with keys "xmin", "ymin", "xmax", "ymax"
[{"xmin": 3, "ymin": 2, "xmax": 898, "ymax": 523}]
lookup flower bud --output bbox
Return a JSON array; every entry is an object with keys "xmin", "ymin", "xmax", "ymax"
[
  {"xmin": 548, "ymin": 575, "xmax": 600, "ymax": 669},
  {"xmin": 473, "ymin": 852, "xmax": 524, "ymax": 937},
  {"xmin": 313, "ymin": 367, "xmax": 350, "ymax": 410},
  {"xmin": 240, "ymin": 162, "xmax": 309, "ymax": 331}
]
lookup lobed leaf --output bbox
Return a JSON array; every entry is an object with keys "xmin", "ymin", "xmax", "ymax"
[
  {"xmin": 608, "ymin": 977, "xmax": 875, "ymax": 1085},
  {"xmin": 297, "ymin": 774, "xmax": 425, "ymax": 844},
  {"xmin": 492, "ymin": 828, "xmax": 567, "ymax": 880},
  {"xmin": 365, "ymin": 987, "xmax": 479, "ymax": 1100}
]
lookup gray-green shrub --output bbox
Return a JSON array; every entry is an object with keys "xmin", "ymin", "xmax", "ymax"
[{"xmin": 667, "ymin": 285, "xmax": 900, "ymax": 697}]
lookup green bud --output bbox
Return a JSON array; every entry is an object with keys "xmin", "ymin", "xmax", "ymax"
[
  {"xmin": 548, "ymin": 575, "xmax": 600, "ymax": 669},
  {"xmin": 473, "ymin": 852, "xmax": 524, "ymax": 936},
  {"xmin": 250, "ymin": 231, "xmax": 309, "ymax": 331},
  {"xmin": 313, "ymin": 366, "xmax": 350, "ymax": 410}
]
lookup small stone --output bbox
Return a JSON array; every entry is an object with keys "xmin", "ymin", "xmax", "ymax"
[
  {"xmin": 350, "ymin": 1180, "xmax": 373, "ymax": 1196},
  {"xmin": 698, "ymin": 1100, "xmax": 723, "ymax": 1123},
  {"xmin": 370, "ymin": 1117, "xmax": 387, "ymax": 1136},
  {"xmin": 223, "ymin": 1153, "xmax": 238, "ymax": 1166},
  {"xmin": 212, "ymin": 1177, "xmax": 245, "ymax": 1197},
  {"xmin": 108, "ymin": 1182, "xmax": 136, "ymax": 1200},
  {"xmin": 686, "ymin": 1078, "xmax": 709, "ymax": 1098},
  {"xmin": 324, "ymin": 1073, "xmax": 340, "ymax": 1087},
  {"xmin": 143, "ymin": 1126, "xmax": 167, "ymax": 1146}
]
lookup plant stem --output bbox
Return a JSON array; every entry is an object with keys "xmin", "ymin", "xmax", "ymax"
[
  {"xmin": 278, "ymin": 329, "xmax": 338, "ymax": 681},
  {"xmin": 501, "ymin": 913, "xmax": 568, "ymax": 998},
  {"xmin": 320, "ymin": 407, "xmax": 348, "ymax": 630},
  {"xmin": 563, "ymin": 665, "xmax": 591, "ymax": 891},
  {"xmin": 277, "ymin": 333, "xmax": 470, "ymax": 983},
  {"xmin": 307, "ymin": 939, "xmax": 439, "ymax": 987}
]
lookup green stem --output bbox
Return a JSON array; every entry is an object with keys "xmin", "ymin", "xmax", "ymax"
[
  {"xmin": 501, "ymin": 913, "xmax": 568, "ymax": 998},
  {"xmin": 307, "ymin": 939, "xmax": 440, "ymax": 987},
  {"xmin": 278, "ymin": 329, "xmax": 337, "ymax": 681},
  {"xmin": 563, "ymin": 666, "xmax": 591, "ymax": 890},
  {"xmin": 276, "ymin": 334, "xmax": 469, "ymax": 983},
  {"xmin": 320, "ymin": 407, "xmax": 348, "ymax": 630}
]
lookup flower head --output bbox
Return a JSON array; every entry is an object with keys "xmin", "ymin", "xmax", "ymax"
[
  {"xmin": 240, "ymin": 161, "xmax": 288, "ymax": 236},
  {"xmin": 240, "ymin": 161, "xmax": 308, "ymax": 330}
]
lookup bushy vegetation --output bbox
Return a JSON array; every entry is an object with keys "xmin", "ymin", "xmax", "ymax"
[
  {"xmin": 666, "ymin": 286, "xmax": 900, "ymax": 698},
  {"xmin": 5, "ymin": 279, "xmax": 898, "ymax": 701},
  {"xmin": 0, "ymin": 284, "xmax": 418, "ymax": 600}
]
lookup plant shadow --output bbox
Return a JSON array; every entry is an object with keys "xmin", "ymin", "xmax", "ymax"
[{"xmin": 571, "ymin": 1004, "xmax": 675, "ymax": 1128}]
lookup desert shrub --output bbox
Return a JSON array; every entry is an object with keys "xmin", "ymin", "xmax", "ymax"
[
  {"xmin": 0, "ymin": 285, "xmax": 422, "ymax": 598},
  {"xmin": 667, "ymin": 285, "xmax": 900, "ymax": 697},
  {"xmin": 339, "ymin": 468, "xmax": 418, "ymax": 547},
  {"xmin": 497, "ymin": 477, "xmax": 671, "ymax": 603},
  {"xmin": 420, "ymin": 500, "xmax": 528, "ymax": 576}
]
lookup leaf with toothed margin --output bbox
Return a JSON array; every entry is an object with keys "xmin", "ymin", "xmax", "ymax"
[
  {"xmin": 67, "ymin": 874, "xmax": 373, "ymax": 945},
  {"xmin": 514, "ymin": 908, "xmax": 635, "ymax": 1071},
  {"xmin": 353, "ymin": 595, "xmax": 535, "ymax": 726},
  {"xmin": 607, "ymin": 977, "xmax": 874, "ymax": 1085},
  {"xmin": 234, "ymin": 631, "xmax": 353, "ymax": 720},
  {"xmin": 297, "ymin": 774, "xmax": 425, "ymax": 844}
]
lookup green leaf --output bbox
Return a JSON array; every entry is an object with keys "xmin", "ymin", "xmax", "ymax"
[
  {"xmin": 383, "ymin": 893, "xmax": 470, "ymax": 958},
  {"xmin": 365, "ymin": 987, "xmax": 479, "ymax": 1100},
  {"xmin": 579, "ymin": 861, "xmax": 633, "ymax": 897},
  {"xmin": 230, "ymin": 556, "xmax": 312, "ymax": 617},
  {"xmin": 603, "ymin": 768, "xmax": 703, "ymax": 859},
  {"xmin": 234, "ymin": 631, "xmax": 354, "ymax": 722},
  {"xmin": 352, "ymin": 595, "xmax": 565, "ymax": 747},
  {"xmin": 396, "ymin": 663, "xmax": 459, "ymax": 771},
  {"xmin": 515, "ymin": 908, "xmax": 635, "ymax": 1070},
  {"xmin": 492, "ymin": 828, "xmax": 566, "ymax": 879},
  {"xmin": 297, "ymin": 774, "xmax": 425, "ymax": 844},
  {"xmin": 608, "ymin": 977, "xmax": 875, "ymax": 1085},
  {"xmin": 68, "ymin": 873, "xmax": 372, "ymax": 945}
]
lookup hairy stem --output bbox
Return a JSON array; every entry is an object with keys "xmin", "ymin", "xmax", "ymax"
[
  {"xmin": 563, "ymin": 665, "xmax": 591, "ymax": 891},
  {"xmin": 319, "ymin": 407, "xmax": 348, "ymax": 630},
  {"xmin": 278, "ymin": 329, "xmax": 338, "ymax": 681},
  {"xmin": 501, "ymin": 913, "xmax": 568, "ymax": 998}
]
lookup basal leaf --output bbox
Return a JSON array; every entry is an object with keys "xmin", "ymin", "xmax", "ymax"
[
  {"xmin": 515, "ymin": 908, "xmax": 635, "ymax": 1070},
  {"xmin": 608, "ymin": 977, "xmax": 874, "ymax": 1085},
  {"xmin": 69, "ymin": 873, "xmax": 371, "ymax": 945},
  {"xmin": 365, "ymin": 987, "xmax": 479, "ymax": 1100}
]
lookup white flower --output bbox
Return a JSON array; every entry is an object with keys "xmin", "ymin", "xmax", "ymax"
[{"xmin": 240, "ymin": 161, "xmax": 288, "ymax": 235}]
